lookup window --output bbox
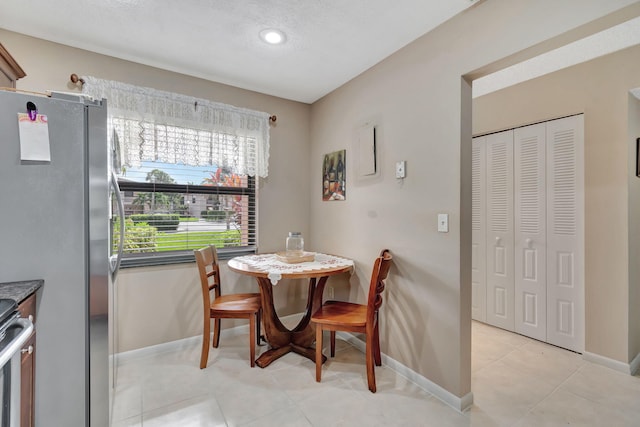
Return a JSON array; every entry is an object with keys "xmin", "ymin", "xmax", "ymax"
[
  {"xmin": 112, "ymin": 119, "xmax": 257, "ymax": 267},
  {"xmin": 82, "ymin": 76, "xmax": 270, "ymax": 267}
]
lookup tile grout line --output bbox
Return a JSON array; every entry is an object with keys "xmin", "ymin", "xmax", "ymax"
[
  {"xmin": 471, "ymin": 341, "xmax": 523, "ymax": 377},
  {"xmin": 515, "ymin": 357, "xmax": 586, "ymax": 424}
]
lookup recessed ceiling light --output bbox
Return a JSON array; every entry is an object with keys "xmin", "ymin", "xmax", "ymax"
[{"xmin": 259, "ymin": 29, "xmax": 286, "ymax": 45}]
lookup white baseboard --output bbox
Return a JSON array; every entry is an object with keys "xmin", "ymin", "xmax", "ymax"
[
  {"xmin": 117, "ymin": 335, "xmax": 202, "ymax": 363},
  {"xmin": 117, "ymin": 322, "xmax": 253, "ymax": 363},
  {"xmin": 336, "ymin": 331, "xmax": 473, "ymax": 412},
  {"xmin": 583, "ymin": 351, "xmax": 640, "ymax": 375},
  {"xmin": 116, "ymin": 315, "xmax": 474, "ymax": 413},
  {"xmin": 631, "ymin": 352, "xmax": 640, "ymax": 375},
  {"xmin": 117, "ymin": 313, "xmax": 303, "ymax": 363}
]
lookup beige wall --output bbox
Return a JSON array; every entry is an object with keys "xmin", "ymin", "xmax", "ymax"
[
  {"xmin": 0, "ymin": 29, "xmax": 313, "ymax": 351},
  {"xmin": 4, "ymin": 0, "xmax": 640, "ymax": 401},
  {"xmin": 115, "ymin": 262, "xmax": 312, "ymax": 351},
  {"xmin": 309, "ymin": 0, "xmax": 640, "ymax": 398},
  {"xmin": 473, "ymin": 45, "xmax": 640, "ymax": 364}
]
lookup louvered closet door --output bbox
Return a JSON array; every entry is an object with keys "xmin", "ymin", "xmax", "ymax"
[
  {"xmin": 485, "ymin": 130, "xmax": 515, "ymax": 331},
  {"xmin": 514, "ymin": 123, "xmax": 547, "ymax": 341},
  {"xmin": 546, "ymin": 115, "xmax": 584, "ymax": 352},
  {"xmin": 472, "ymin": 136, "xmax": 487, "ymax": 322}
]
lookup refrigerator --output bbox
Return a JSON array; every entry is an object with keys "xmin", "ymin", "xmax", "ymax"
[{"xmin": 0, "ymin": 89, "xmax": 115, "ymax": 427}]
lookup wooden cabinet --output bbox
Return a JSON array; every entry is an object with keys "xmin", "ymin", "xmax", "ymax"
[
  {"xmin": 17, "ymin": 293, "xmax": 36, "ymax": 427},
  {"xmin": 20, "ymin": 332, "xmax": 35, "ymax": 427},
  {"xmin": 0, "ymin": 42, "xmax": 26, "ymax": 88}
]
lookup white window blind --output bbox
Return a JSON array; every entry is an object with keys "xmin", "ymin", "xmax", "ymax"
[{"xmin": 111, "ymin": 118, "xmax": 257, "ymax": 265}]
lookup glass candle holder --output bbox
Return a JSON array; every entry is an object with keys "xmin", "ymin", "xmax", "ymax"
[{"xmin": 286, "ymin": 232, "xmax": 304, "ymax": 256}]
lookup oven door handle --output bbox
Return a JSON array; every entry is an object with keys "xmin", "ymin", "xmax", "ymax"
[{"xmin": 0, "ymin": 319, "xmax": 33, "ymax": 369}]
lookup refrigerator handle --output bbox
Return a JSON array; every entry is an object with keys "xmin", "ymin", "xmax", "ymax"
[{"xmin": 110, "ymin": 171, "xmax": 125, "ymax": 281}]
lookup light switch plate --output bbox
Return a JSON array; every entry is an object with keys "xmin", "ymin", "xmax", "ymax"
[
  {"xmin": 395, "ymin": 160, "xmax": 406, "ymax": 178},
  {"xmin": 438, "ymin": 213, "xmax": 449, "ymax": 232}
]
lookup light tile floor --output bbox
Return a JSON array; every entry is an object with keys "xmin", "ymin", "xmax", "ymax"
[{"xmin": 112, "ymin": 321, "xmax": 640, "ymax": 426}]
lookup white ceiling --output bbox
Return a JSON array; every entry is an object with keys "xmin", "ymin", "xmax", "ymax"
[
  {"xmin": 2, "ymin": 1, "xmax": 638, "ymax": 103},
  {"xmin": 0, "ymin": 0, "xmax": 479, "ymax": 104}
]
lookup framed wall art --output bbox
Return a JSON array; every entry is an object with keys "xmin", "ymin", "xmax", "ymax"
[{"xmin": 322, "ymin": 149, "xmax": 346, "ymax": 201}]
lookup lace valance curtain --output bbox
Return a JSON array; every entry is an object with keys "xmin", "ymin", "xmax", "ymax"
[{"xmin": 82, "ymin": 76, "xmax": 270, "ymax": 177}]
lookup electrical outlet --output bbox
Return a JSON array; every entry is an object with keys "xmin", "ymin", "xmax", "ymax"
[{"xmin": 328, "ymin": 286, "xmax": 334, "ymax": 299}]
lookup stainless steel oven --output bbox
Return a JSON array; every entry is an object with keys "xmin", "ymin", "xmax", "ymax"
[{"xmin": 0, "ymin": 300, "xmax": 33, "ymax": 427}]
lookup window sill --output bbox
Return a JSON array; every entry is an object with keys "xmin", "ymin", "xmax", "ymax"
[{"xmin": 118, "ymin": 246, "xmax": 257, "ymax": 268}]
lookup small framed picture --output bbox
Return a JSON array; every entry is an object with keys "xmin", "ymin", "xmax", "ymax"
[
  {"xmin": 322, "ymin": 149, "xmax": 346, "ymax": 201},
  {"xmin": 637, "ymin": 138, "xmax": 640, "ymax": 177}
]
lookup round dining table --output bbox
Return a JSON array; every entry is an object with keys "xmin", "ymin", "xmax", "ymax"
[{"xmin": 227, "ymin": 252, "xmax": 353, "ymax": 368}]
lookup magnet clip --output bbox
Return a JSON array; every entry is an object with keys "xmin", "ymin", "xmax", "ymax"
[{"xmin": 26, "ymin": 101, "xmax": 37, "ymax": 121}]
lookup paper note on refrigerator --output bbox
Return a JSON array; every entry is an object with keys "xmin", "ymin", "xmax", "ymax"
[{"xmin": 17, "ymin": 112, "xmax": 51, "ymax": 161}]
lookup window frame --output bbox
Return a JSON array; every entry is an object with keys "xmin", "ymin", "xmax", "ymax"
[{"xmin": 116, "ymin": 177, "xmax": 257, "ymax": 268}]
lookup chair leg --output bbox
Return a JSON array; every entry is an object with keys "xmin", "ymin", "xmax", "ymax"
[
  {"xmin": 330, "ymin": 331, "xmax": 336, "ymax": 357},
  {"xmin": 249, "ymin": 315, "xmax": 256, "ymax": 367},
  {"xmin": 316, "ymin": 325, "xmax": 323, "ymax": 382},
  {"xmin": 212, "ymin": 318, "xmax": 221, "ymax": 348},
  {"xmin": 256, "ymin": 309, "xmax": 262, "ymax": 345},
  {"xmin": 200, "ymin": 317, "xmax": 210, "ymax": 369},
  {"xmin": 373, "ymin": 321, "xmax": 382, "ymax": 366},
  {"xmin": 365, "ymin": 331, "xmax": 377, "ymax": 393}
]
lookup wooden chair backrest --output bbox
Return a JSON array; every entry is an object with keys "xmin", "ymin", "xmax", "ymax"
[
  {"xmin": 366, "ymin": 249, "xmax": 393, "ymax": 323},
  {"xmin": 194, "ymin": 245, "xmax": 222, "ymax": 309}
]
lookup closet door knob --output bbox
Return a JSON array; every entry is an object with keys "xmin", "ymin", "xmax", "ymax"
[
  {"xmin": 495, "ymin": 237, "xmax": 501, "ymax": 245},
  {"xmin": 526, "ymin": 238, "xmax": 533, "ymax": 247}
]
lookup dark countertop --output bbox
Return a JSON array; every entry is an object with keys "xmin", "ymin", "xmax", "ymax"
[{"xmin": 0, "ymin": 280, "xmax": 43, "ymax": 304}]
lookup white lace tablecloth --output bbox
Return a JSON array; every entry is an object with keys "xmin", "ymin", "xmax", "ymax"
[{"xmin": 232, "ymin": 253, "xmax": 354, "ymax": 285}]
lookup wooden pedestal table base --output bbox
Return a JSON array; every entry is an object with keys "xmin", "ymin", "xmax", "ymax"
[{"xmin": 255, "ymin": 276, "xmax": 328, "ymax": 367}]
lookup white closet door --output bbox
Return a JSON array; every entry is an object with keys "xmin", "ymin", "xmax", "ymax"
[
  {"xmin": 546, "ymin": 115, "xmax": 584, "ymax": 352},
  {"xmin": 472, "ymin": 136, "xmax": 487, "ymax": 322},
  {"xmin": 485, "ymin": 130, "xmax": 515, "ymax": 331},
  {"xmin": 514, "ymin": 123, "xmax": 547, "ymax": 341}
]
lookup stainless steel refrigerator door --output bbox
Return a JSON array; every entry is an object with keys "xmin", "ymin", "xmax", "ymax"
[
  {"xmin": 0, "ymin": 91, "xmax": 109, "ymax": 427},
  {"xmin": 108, "ymin": 131, "xmax": 125, "ymax": 399},
  {"xmin": 86, "ymin": 99, "xmax": 109, "ymax": 427},
  {"xmin": 108, "ymin": 169, "xmax": 124, "ymax": 413}
]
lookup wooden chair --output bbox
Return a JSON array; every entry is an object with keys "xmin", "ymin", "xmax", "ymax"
[
  {"xmin": 194, "ymin": 245, "xmax": 262, "ymax": 368},
  {"xmin": 311, "ymin": 249, "xmax": 393, "ymax": 392}
]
